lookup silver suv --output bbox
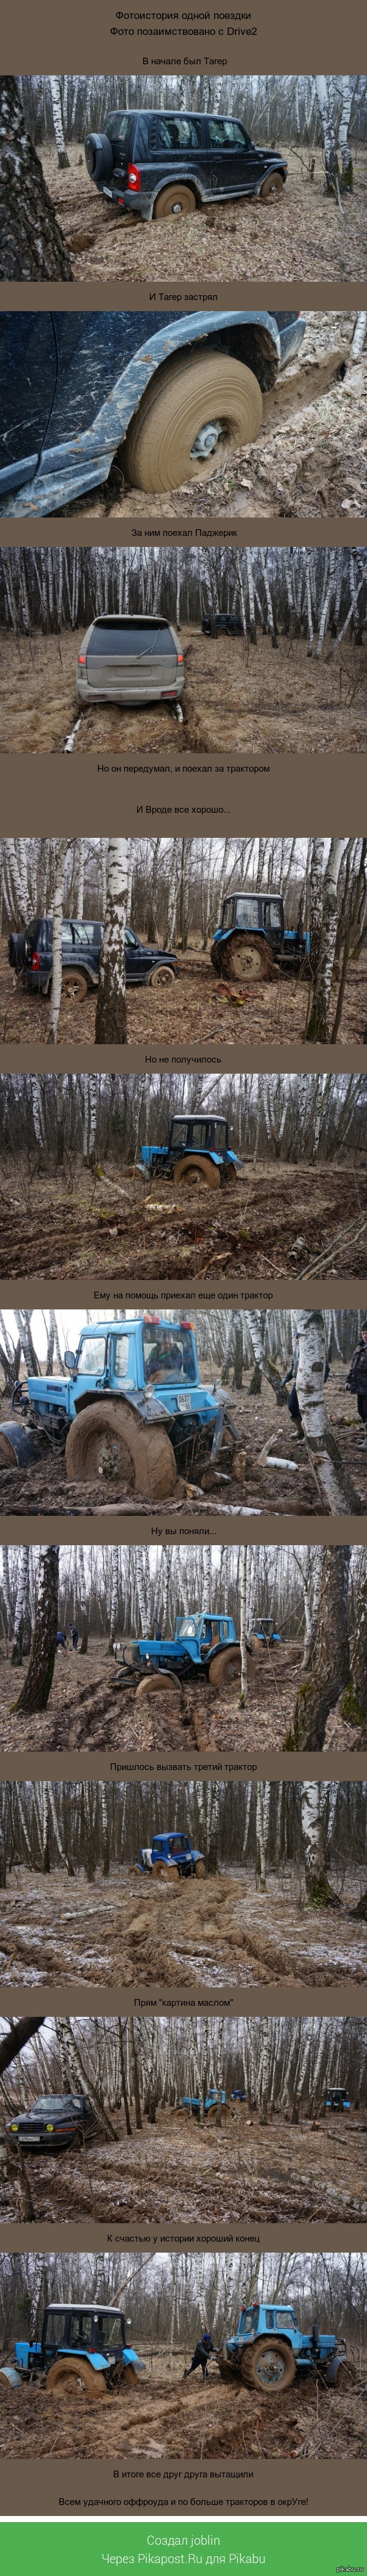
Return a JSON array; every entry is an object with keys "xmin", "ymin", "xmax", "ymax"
[{"xmin": 76, "ymin": 614, "xmax": 184, "ymax": 707}]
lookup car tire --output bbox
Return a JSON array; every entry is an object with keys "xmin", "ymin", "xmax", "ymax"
[
  {"xmin": 149, "ymin": 965, "xmax": 176, "ymax": 984},
  {"xmin": 259, "ymin": 171, "xmax": 284, "ymax": 200},
  {"xmin": 85, "ymin": 132, "xmax": 114, "ymax": 183},
  {"xmin": 153, "ymin": 184, "xmax": 196, "ymax": 219},
  {"xmin": 122, "ymin": 350, "xmax": 262, "ymax": 492},
  {"xmin": 61, "ymin": 970, "xmax": 89, "ymax": 1000}
]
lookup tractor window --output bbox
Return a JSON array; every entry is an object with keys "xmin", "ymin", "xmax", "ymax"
[
  {"xmin": 170, "ymin": 1120, "xmax": 189, "ymax": 1147},
  {"xmin": 221, "ymin": 1620, "xmax": 230, "ymax": 1638},
  {"xmin": 275, "ymin": 2310, "xmax": 297, "ymax": 2329},
  {"xmin": 76, "ymin": 1336, "xmax": 106, "ymax": 1376},
  {"xmin": 239, "ymin": 2310, "xmax": 255, "ymax": 2332},
  {"xmin": 113, "ymin": 1335, "xmax": 130, "ymax": 1379},
  {"xmin": 234, "ymin": 897, "xmax": 260, "ymax": 927},
  {"xmin": 97, "ymin": 2314, "xmax": 124, "ymax": 2349},
  {"xmin": 221, "ymin": 900, "xmax": 234, "ymax": 930},
  {"xmin": 169, "ymin": 1835, "xmax": 190, "ymax": 1853},
  {"xmin": 263, "ymin": 901, "xmax": 283, "ymax": 928},
  {"xmin": 143, "ymin": 1325, "xmax": 196, "ymax": 1385},
  {"xmin": 213, "ymin": 1120, "xmax": 228, "ymax": 1153},
  {"xmin": 179, "ymin": 1616, "xmax": 199, "ymax": 1637},
  {"xmin": 44, "ymin": 2311, "xmax": 68, "ymax": 2346},
  {"xmin": 157, "ymin": 115, "xmax": 202, "ymax": 149},
  {"xmin": 265, "ymin": 2310, "xmax": 274, "ymax": 2327}
]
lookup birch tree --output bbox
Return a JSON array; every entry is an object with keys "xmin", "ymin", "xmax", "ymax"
[
  {"xmin": 95, "ymin": 839, "xmax": 129, "ymax": 1045},
  {"xmin": 15, "ymin": 1545, "xmax": 59, "ymax": 1714},
  {"xmin": 300, "ymin": 1780, "xmax": 335, "ymax": 1904},
  {"xmin": 295, "ymin": 1311, "xmax": 361, "ymax": 1516},
  {"xmin": 0, "ymin": 77, "xmax": 73, "ymax": 279},
  {"xmin": 50, "ymin": 78, "xmax": 70, "ymax": 168},
  {"xmin": 289, "ymin": 1546, "xmax": 351, "ymax": 1749},
  {"xmin": 305, "ymin": 840, "xmax": 346, "ymax": 1042},
  {"xmin": 47, "ymin": 839, "xmax": 69, "ymax": 1045},
  {"xmin": 314, "ymin": 77, "xmax": 341, "ymax": 198}
]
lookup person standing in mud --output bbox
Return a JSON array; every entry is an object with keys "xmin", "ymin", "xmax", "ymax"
[
  {"xmin": 346, "ymin": 1318, "xmax": 367, "ymax": 1444},
  {"xmin": 184, "ymin": 2325, "xmax": 215, "ymax": 2382}
]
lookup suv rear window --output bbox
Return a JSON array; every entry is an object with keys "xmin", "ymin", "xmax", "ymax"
[
  {"xmin": 87, "ymin": 623, "xmax": 175, "ymax": 657},
  {"xmin": 104, "ymin": 114, "xmax": 131, "ymax": 141},
  {"xmin": 208, "ymin": 118, "xmax": 250, "ymax": 148},
  {"xmin": 157, "ymin": 115, "xmax": 202, "ymax": 150}
]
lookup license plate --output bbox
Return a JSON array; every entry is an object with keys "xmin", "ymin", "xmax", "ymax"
[{"xmin": 177, "ymin": 1393, "xmax": 191, "ymax": 1412}]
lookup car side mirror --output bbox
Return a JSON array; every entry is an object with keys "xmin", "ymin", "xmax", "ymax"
[{"xmin": 64, "ymin": 1350, "xmax": 75, "ymax": 1369}]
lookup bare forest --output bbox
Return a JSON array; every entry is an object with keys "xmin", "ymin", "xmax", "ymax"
[
  {"xmin": 7, "ymin": 75, "xmax": 367, "ymax": 282},
  {"xmin": 0, "ymin": 1532, "xmax": 365, "ymax": 1757},
  {"xmin": 2, "ymin": 837, "xmax": 367, "ymax": 1050},
  {"xmin": 0, "ymin": 1306, "xmax": 366, "ymax": 1529},
  {"xmin": 1, "ymin": 2012, "xmax": 366, "ymax": 2226},
  {"xmin": 1, "ymin": 548, "xmax": 366, "ymax": 758},
  {"xmin": 0, "ymin": 1777, "xmax": 366, "ymax": 1990},
  {"xmin": 1, "ymin": 2247, "xmax": 366, "ymax": 2461},
  {"xmin": 1, "ymin": 1071, "xmax": 366, "ymax": 1282}
]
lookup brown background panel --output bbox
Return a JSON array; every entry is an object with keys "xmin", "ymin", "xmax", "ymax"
[
  {"xmin": 1, "ymin": 1751, "xmax": 366, "ymax": 1784},
  {"xmin": 1, "ymin": 1983, "xmax": 366, "ymax": 2016},
  {"xmin": 2, "ymin": 2223, "xmax": 365, "ymax": 2253},
  {"xmin": 1, "ymin": 1279, "xmax": 365, "ymax": 1308},
  {"xmin": 3, "ymin": 513, "xmax": 367, "ymax": 548},
  {"xmin": 1, "ymin": 1044, "xmax": 365, "ymax": 1074},
  {"xmin": 0, "ymin": 757, "xmax": 365, "ymax": 837},
  {"xmin": 0, "ymin": 1512, "xmax": 366, "ymax": 1543},
  {"xmin": 6, "ymin": 0, "xmax": 367, "ymax": 77},
  {"xmin": 0, "ymin": 284, "xmax": 365, "ymax": 316},
  {"xmin": 1, "ymin": 2458, "xmax": 366, "ymax": 2514}
]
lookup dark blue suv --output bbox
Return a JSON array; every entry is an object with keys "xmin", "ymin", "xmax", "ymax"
[
  {"xmin": 85, "ymin": 108, "xmax": 287, "ymax": 222},
  {"xmin": 9, "ymin": 916, "xmax": 180, "ymax": 999}
]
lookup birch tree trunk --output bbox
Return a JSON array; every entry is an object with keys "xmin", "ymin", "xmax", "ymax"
[
  {"xmin": 95, "ymin": 838, "xmax": 128, "ymax": 1044},
  {"xmin": 109, "ymin": 1545, "xmax": 119, "ymax": 1651},
  {"xmin": 300, "ymin": 1779, "xmax": 335, "ymax": 1904},
  {"xmin": 239, "ymin": 1545, "xmax": 248, "ymax": 1703},
  {"xmin": 11, "ymin": 1546, "xmax": 29, "ymax": 1666},
  {"xmin": 290, "ymin": 1546, "xmax": 351, "ymax": 1748},
  {"xmin": 0, "ymin": 77, "xmax": 73, "ymax": 278},
  {"xmin": 338, "ymin": 77, "xmax": 353, "ymax": 189},
  {"xmin": 15, "ymin": 1545, "xmax": 59, "ymax": 1713},
  {"xmin": 128, "ymin": 2016, "xmax": 143, "ymax": 2128},
  {"xmin": 50, "ymin": 78, "xmax": 70, "ymax": 167},
  {"xmin": 295, "ymin": 1311, "xmax": 361, "ymax": 1515},
  {"xmin": 314, "ymin": 77, "xmax": 341, "ymax": 198},
  {"xmin": 78, "ymin": 1543, "xmax": 88, "ymax": 1653},
  {"xmin": 256, "ymin": 1782, "xmax": 267, "ymax": 1888},
  {"xmin": 305, "ymin": 840, "xmax": 345, "ymax": 1042},
  {"xmin": 47, "ymin": 838, "xmax": 68, "ymax": 1044}
]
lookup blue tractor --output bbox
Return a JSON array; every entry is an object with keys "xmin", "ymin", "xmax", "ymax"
[
  {"xmin": 137, "ymin": 1830, "xmax": 206, "ymax": 1878},
  {"xmin": 0, "ymin": 1314, "xmax": 242, "ymax": 1499},
  {"xmin": 211, "ymin": 890, "xmax": 311, "ymax": 989},
  {"xmin": 0, "ymin": 2303, "xmax": 146, "ymax": 2402},
  {"xmin": 182, "ymin": 2089, "xmax": 228, "ymax": 2118},
  {"xmin": 121, "ymin": 1611, "xmax": 242, "ymax": 1701},
  {"xmin": 139, "ymin": 1114, "xmax": 240, "ymax": 1192},
  {"xmin": 217, "ymin": 2300, "xmax": 346, "ymax": 2392}
]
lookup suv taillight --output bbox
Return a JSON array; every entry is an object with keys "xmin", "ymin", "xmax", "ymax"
[
  {"xmin": 78, "ymin": 653, "xmax": 86, "ymax": 664},
  {"xmin": 31, "ymin": 952, "xmax": 40, "ymax": 968},
  {"xmin": 127, "ymin": 162, "xmax": 140, "ymax": 189}
]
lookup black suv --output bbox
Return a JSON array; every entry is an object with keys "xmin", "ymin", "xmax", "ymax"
[
  {"xmin": 9, "ymin": 917, "xmax": 180, "ymax": 999},
  {"xmin": 85, "ymin": 108, "xmax": 287, "ymax": 221},
  {"xmin": 5, "ymin": 2094, "xmax": 98, "ymax": 2152}
]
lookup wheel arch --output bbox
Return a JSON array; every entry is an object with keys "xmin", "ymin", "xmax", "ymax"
[{"xmin": 2, "ymin": 313, "xmax": 280, "ymax": 518}]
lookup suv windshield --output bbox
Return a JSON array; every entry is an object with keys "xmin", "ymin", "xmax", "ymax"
[{"xmin": 143, "ymin": 1324, "xmax": 196, "ymax": 1385}]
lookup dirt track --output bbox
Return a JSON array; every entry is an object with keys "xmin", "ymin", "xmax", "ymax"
[
  {"xmin": 2, "ymin": 2100, "xmax": 366, "ymax": 2227},
  {"xmin": 2, "ymin": 936, "xmax": 366, "ymax": 1050},
  {"xmin": 41, "ymin": 140, "xmax": 367, "ymax": 283},
  {"xmin": 0, "ymin": 1361, "xmax": 365, "ymax": 1529},
  {"xmin": 0, "ymin": 1156, "xmax": 366, "ymax": 1282},
  {"xmin": 1, "ymin": 2344, "xmax": 365, "ymax": 2458},
  {"xmin": 0, "ymin": 1861, "xmax": 365, "ymax": 1990},
  {"xmin": 0, "ymin": 626, "xmax": 366, "ymax": 758}
]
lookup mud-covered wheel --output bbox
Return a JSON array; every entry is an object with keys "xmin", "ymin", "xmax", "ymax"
[
  {"xmin": 209, "ymin": 1645, "xmax": 242, "ymax": 1691},
  {"xmin": 61, "ymin": 970, "xmax": 89, "ymax": 1000},
  {"xmin": 243, "ymin": 2338, "xmax": 297, "ymax": 2392},
  {"xmin": 151, "ymin": 1859, "xmax": 180, "ymax": 1881},
  {"xmin": 259, "ymin": 171, "xmax": 284, "ymax": 200},
  {"xmin": 154, "ymin": 183, "xmax": 196, "ymax": 219},
  {"xmin": 64, "ymin": 1399, "xmax": 177, "ymax": 1500},
  {"xmin": 135, "ymin": 1668, "xmax": 182, "ymax": 1702},
  {"xmin": 45, "ymin": 2357, "xmax": 108, "ymax": 2403},
  {"xmin": 213, "ymin": 933, "xmax": 275, "ymax": 984},
  {"xmin": 217, "ymin": 2346, "xmax": 244, "ymax": 2381},
  {"xmin": 122, "ymin": 352, "xmax": 262, "ymax": 493},
  {"xmin": 195, "ymin": 1858, "xmax": 206, "ymax": 1878},
  {"xmin": 149, "ymin": 965, "xmax": 176, "ymax": 985},
  {"xmin": 173, "ymin": 1155, "xmax": 221, "ymax": 1191}
]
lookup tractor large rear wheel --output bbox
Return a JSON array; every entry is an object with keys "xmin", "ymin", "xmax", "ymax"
[
  {"xmin": 65, "ymin": 1400, "xmax": 177, "ymax": 1500},
  {"xmin": 173, "ymin": 1155, "xmax": 221, "ymax": 1191},
  {"xmin": 209, "ymin": 1645, "xmax": 242, "ymax": 1691},
  {"xmin": 242, "ymin": 2338, "xmax": 297, "ymax": 2392},
  {"xmin": 212, "ymin": 933, "xmax": 274, "ymax": 984},
  {"xmin": 45, "ymin": 2357, "xmax": 108, "ymax": 2403}
]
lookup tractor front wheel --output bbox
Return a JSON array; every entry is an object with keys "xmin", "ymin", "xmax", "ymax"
[
  {"xmin": 135, "ymin": 1668, "xmax": 182, "ymax": 1701},
  {"xmin": 195, "ymin": 1859, "xmax": 206, "ymax": 1878},
  {"xmin": 151, "ymin": 1860, "xmax": 180, "ymax": 1882},
  {"xmin": 65, "ymin": 1399, "xmax": 177, "ymax": 1500},
  {"xmin": 242, "ymin": 2338, "xmax": 297, "ymax": 2392},
  {"xmin": 209, "ymin": 1645, "xmax": 242, "ymax": 1690}
]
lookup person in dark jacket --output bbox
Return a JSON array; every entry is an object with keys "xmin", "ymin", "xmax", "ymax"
[
  {"xmin": 69, "ymin": 1622, "xmax": 79, "ymax": 1649},
  {"xmin": 280, "ymin": 1331, "xmax": 329, "ymax": 1434},
  {"xmin": 56, "ymin": 1628, "xmax": 67, "ymax": 1650},
  {"xmin": 184, "ymin": 2326, "xmax": 215, "ymax": 2381},
  {"xmin": 346, "ymin": 1320, "xmax": 367, "ymax": 1442}
]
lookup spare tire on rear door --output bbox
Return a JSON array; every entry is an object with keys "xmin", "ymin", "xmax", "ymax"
[{"xmin": 84, "ymin": 132, "xmax": 114, "ymax": 183}]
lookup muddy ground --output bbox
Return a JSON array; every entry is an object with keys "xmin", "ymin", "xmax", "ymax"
[
  {"xmin": 41, "ymin": 140, "xmax": 367, "ymax": 284},
  {"xmin": 1, "ymin": 2342, "xmax": 365, "ymax": 2458},
  {"xmin": 51, "ymin": 315, "xmax": 367, "ymax": 525},
  {"xmin": 0, "ymin": 1861, "xmax": 365, "ymax": 1990},
  {"xmin": 2, "ymin": 936, "xmax": 367, "ymax": 1052},
  {"xmin": 1, "ymin": 1155, "xmax": 366, "ymax": 1282},
  {"xmin": 0, "ymin": 1631, "xmax": 363, "ymax": 1759},
  {"xmin": 2, "ymin": 2100, "xmax": 366, "ymax": 2225},
  {"xmin": 0, "ymin": 627, "xmax": 366, "ymax": 759},
  {"xmin": 0, "ymin": 1361, "xmax": 365, "ymax": 1529}
]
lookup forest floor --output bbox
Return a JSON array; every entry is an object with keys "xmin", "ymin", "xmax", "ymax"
[
  {"xmin": 1, "ymin": 1154, "xmax": 366, "ymax": 1282},
  {"xmin": 0, "ymin": 1861, "xmax": 365, "ymax": 1989},
  {"xmin": 52, "ymin": 315, "xmax": 367, "ymax": 525},
  {"xmin": 0, "ymin": 1361, "xmax": 366, "ymax": 1531},
  {"xmin": 0, "ymin": 1630, "xmax": 364, "ymax": 1757},
  {"xmin": 2, "ymin": 935, "xmax": 367, "ymax": 1050},
  {"xmin": 2, "ymin": 2100, "xmax": 367, "ymax": 2225},
  {"xmin": 1, "ymin": 2341, "xmax": 366, "ymax": 2458},
  {"xmin": 41, "ymin": 140, "xmax": 367, "ymax": 284},
  {"xmin": 0, "ymin": 627, "xmax": 366, "ymax": 758}
]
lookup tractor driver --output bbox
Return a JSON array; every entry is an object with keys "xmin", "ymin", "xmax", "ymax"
[
  {"xmin": 144, "ymin": 1332, "xmax": 182, "ymax": 1382},
  {"xmin": 184, "ymin": 2324, "xmax": 215, "ymax": 2382}
]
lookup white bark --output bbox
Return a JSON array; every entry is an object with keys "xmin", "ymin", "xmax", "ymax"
[
  {"xmin": 295, "ymin": 1309, "xmax": 361, "ymax": 1513},
  {"xmin": 47, "ymin": 838, "xmax": 68, "ymax": 1044},
  {"xmin": 239, "ymin": 1545, "xmax": 248, "ymax": 1701},
  {"xmin": 50, "ymin": 77, "xmax": 70, "ymax": 166},
  {"xmin": 351, "ymin": 313, "xmax": 367, "ymax": 359},
  {"xmin": 95, "ymin": 838, "xmax": 129, "ymax": 1044}
]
